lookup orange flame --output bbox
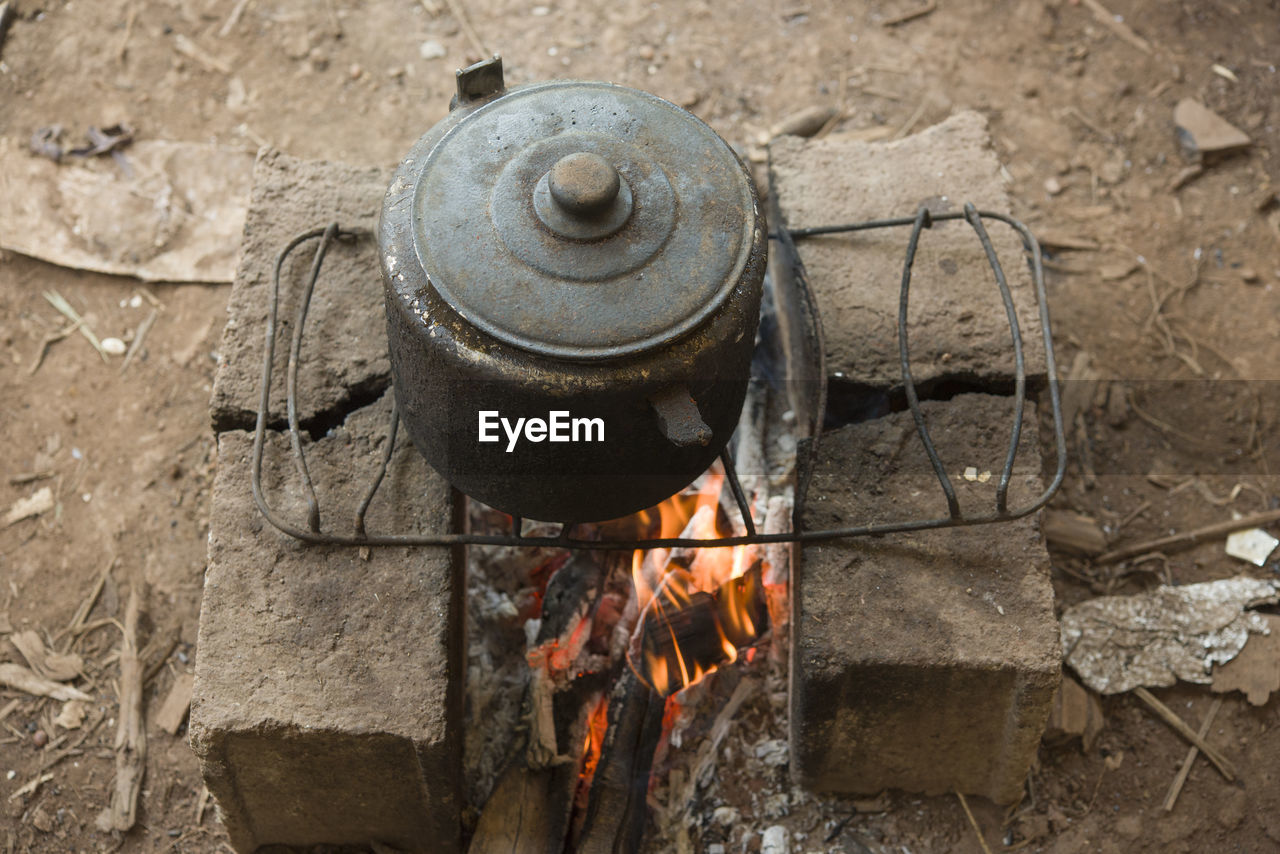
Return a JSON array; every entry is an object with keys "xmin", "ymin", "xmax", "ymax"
[
  {"xmin": 628, "ymin": 468, "xmax": 764, "ymax": 697},
  {"xmin": 579, "ymin": 694, "xmax": 610, "ymax": 787}
]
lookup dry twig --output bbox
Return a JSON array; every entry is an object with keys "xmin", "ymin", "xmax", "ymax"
[
  {"xmin": 1163, "ymin": 697, "xmax": 1223, "ymax": 811},
  {"xmin": 28, "ymin": 319, "xmax": 82, "ymax": 375},
  {"xmin": 7, "ymin": 772, "xmax": 54, "ymax": 802},
  {"xmin": 1096, "ymin": 507, "xmax": 1280, "ymax": 564},
  {"xmin": 117, "ymin": 1, "xmax": 137, "ymax": 63},
  {"xmin": 42, "ymin": 291, "xmax": 108, "ymax": 362},
  {"xmin": 443, "ymin": 0, "xmax": 488, "ymax": 60},
  {"xmin": 98, "ymin": 585, "xmax": 147, "ymax": 832},
  {"xmin": 61, "ymin": 556, "xmax": 115, "ymax": 652},
  {"xmin": 120, "ymin": 307, "xmax": 158, "ymax": 375},
  {"xmin": 881, "ymin": 0, "xmax": 936, "ymax": 27},
  {"xmin": 219, "ymin": 0, "xmax": 253, "ymax": 37},
  {"xmin": 1132, "ymin": 687, "xmax": 1235, "ymax": 781},
  {"xmin": 955, "ymin": 791, "xmax": 995, "ymax": 854},
  {"xmin": 174, "ymin": 34, "xmax": 231, "ymax": 74},
  {"xmin": 1080, "ymin": 0, "xmax": 1153, "ymax": 54}
]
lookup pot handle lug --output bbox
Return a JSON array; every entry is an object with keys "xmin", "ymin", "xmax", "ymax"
[
  {"xmin": 452, "ymin": 55, "xmax": 505, "ymax": 109},
  {"xmin": 650, "ymin": 385, "xmax": 712, "ymax": 448}
]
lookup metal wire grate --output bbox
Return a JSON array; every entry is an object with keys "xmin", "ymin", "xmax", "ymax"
[{"xmin": 250, "ymin": 203, "xmax": 1066, "ymax": 550}]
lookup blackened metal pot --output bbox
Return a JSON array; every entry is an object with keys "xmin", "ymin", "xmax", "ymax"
[{"xmin": 380, "ymin": 57, "xmax": 765, "ymax": 522}]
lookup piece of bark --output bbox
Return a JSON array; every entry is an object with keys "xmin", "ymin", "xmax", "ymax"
[
  {"xmin": 1044, "ymin": 673, "xmax": 1104, "ymax": 750},
  {"xmin": 466, "ymin": 763, "xmax": 578, "ymax": 854},
  {"xmin": 1042, "ymin": 510, "xmax": 1107, "ymax": 556},
  {"xmin": 1212, "ymin": 614, "xmax": 1280, "ymax": 706},
  {"xmin": 154, "ymin": 672, "xmax": 195, "ymax": 735},
  {"xmin": 0, "ymin": 663, "xmax": 92, "ymax": 702},
  {"xmin": 97, "ymin": 585, "xmax": 147, "ymax": 832}
]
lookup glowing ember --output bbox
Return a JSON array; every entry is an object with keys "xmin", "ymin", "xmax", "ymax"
[{"xmin": 628, "ymin": 467, "xmax": 768, "ymax": 697}]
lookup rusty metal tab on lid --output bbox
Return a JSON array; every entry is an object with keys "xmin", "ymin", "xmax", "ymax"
[{"xmin": 412, "ymin": 80, "xmax": 759, "ymax": 361}]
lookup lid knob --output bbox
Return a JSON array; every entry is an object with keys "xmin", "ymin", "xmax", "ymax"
[{"xmin": 548, "ymin": 152, "xmax": 621, "ymax": 216}]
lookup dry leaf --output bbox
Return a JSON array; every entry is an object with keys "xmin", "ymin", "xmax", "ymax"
[
  {"xmin": 54, "ymin": 699, "xmax": 88, "ymax": 730},
  {"xmin": 0, "ymin": 662, "xmax": 92, "ymax": 701},
  {"xmin": 1062, "ymin": 575, "xmax": 1279, "ymax": 694},
  {"xmin": 1212, "ymin": 614, "xmax": 1280, "ymax": 706},
  {"xmin": 10, "ymin": 629, "xmax": 84, "ymax": 681},
  {"xmin": 3, "ymin": 486, "xmax": 54, "ymax": 527}
]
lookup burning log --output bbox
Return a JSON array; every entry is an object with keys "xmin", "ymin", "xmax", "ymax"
[{"xmin": 630, "ymin": 564, "xmax": 768, "ymax": 698}]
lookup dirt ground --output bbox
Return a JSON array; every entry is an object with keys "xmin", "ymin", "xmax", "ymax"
[{"xmin": 2, "ymin": 0, "xmax": 1279, "ymax": 851}]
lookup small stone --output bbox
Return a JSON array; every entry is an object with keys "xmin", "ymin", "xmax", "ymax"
[
  {"xmin": 1043, "ymin": 176, "xmax": 1063, "ymax": 195},
  {"xmin": 1115, "ymin": 814, "xmax": 1142, "ymax": 839},
  {"xmin": 101, "ymin": 337, "xmax": 127, "ymax": 355},
  {"xmin": 418, "ymin": 40, "xmax": 446, "ymax": 60},
  {"xmin": 32, "ymin": 729, "xmax": 48, "ymax": 748},
  {"xmin": 531, "ymin": 4, "xmax": 551, "ymax": 14},
  {"xmin": 1174, "ymin": 98, "xmax": 1251, "ymax": 158},
  {"xmin": 348, "ymin": 63, "xmax": 363, "ymax": 80},
  {"xmin": 31, "ymin": 806, "xmax": 54, "ymax": 832},
  {"xmin": 637, "ymin": 44, "xmax": 655, "ymax": 61},
  {"xmin": 1239, "ymin": 267, "xmax": 1259, "ymax": 283}
]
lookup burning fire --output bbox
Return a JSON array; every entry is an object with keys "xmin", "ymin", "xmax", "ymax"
[{"xmin": 628, "ymin": 469, "xmax": 767, "ymax": 697}]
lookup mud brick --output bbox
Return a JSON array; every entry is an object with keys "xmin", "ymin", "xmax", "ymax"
[
  {"xmin": 190, "ymin": 392, "xmax": 465, "ymax": 852},
  {"xmin": 791, "ymin": 394, "xmax": 1059, "ymax": 803},
  {"xmin": 209, "ymin": 149, "xmax": 392, "ymax": 432},
  {"xmin": 769, "ymin": 111, "xmax": 1047, "ymax": 391}
]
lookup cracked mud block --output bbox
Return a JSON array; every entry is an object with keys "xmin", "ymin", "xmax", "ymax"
[
  {"xmin": 792, "ymin": 393, "xmax": 1059, "ymax": 803},
  {"xmin": 190, "ymin": 392, "xmax": 464, "ymax": 852},
  {"xmin": 769, "ymin": 112, "xmax": 1047, "ymax": 392},
  {"xmin": 209, "ymin": 149, "xmax": 393, "ymax": 432}
]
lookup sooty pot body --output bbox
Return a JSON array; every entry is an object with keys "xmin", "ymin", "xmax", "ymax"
[{"xmin": 379, "ymin": 58, "xmax": 765, "ymax": 522}]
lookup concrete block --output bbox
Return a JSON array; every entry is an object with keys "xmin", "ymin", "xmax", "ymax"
[
  {"xmin": 210, "ymin": 149, "xmax": 393, "ymax": 432},
  {"xmin": 769, "ymin": 111, "xmax": 1046, "ymax": 391},
  {"xmin": 190, "ymin": 392, "xmax": 465, "ymax": 852},
  {"xmin": 791, "ymin": 393, "xmax": 1059, "ymax": 803}
]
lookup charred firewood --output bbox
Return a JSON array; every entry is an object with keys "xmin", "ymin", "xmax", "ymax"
[
  {"xmin": 468, "ymin": 552, "xmax": 618, "ymax": 854},
  {"xmin": 573, "ymin": 667, "xmax": 666, "ymax": 854}
]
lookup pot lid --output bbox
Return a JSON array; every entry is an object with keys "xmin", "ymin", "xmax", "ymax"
[{"xmin": 412, "ymin": 73, "xmax": 759, "ymax": 361}]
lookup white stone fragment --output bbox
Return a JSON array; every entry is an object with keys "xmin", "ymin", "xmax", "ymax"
[
  {"xmin": 1225, "ymin": 528, "xmax": 1279, "ymax": 567},
  {"xmin": 761, "ymin": 825, "xmax": 789, "ymax": 854},
  {"xmin": 418, "ymin": 40, "xmax": 446, "ymax": 60},
  {"xmin": 101, "ymin": 337, "xmax": 127, "ymax": 355},
  {"xmin": 754, "ymin": 737, "xmax": 790, "ymax": 766}
]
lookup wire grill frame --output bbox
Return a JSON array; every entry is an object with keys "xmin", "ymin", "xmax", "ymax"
[{"xmin": 250, "ymin": 203, "xmax": 1066, "ymax": 550}]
